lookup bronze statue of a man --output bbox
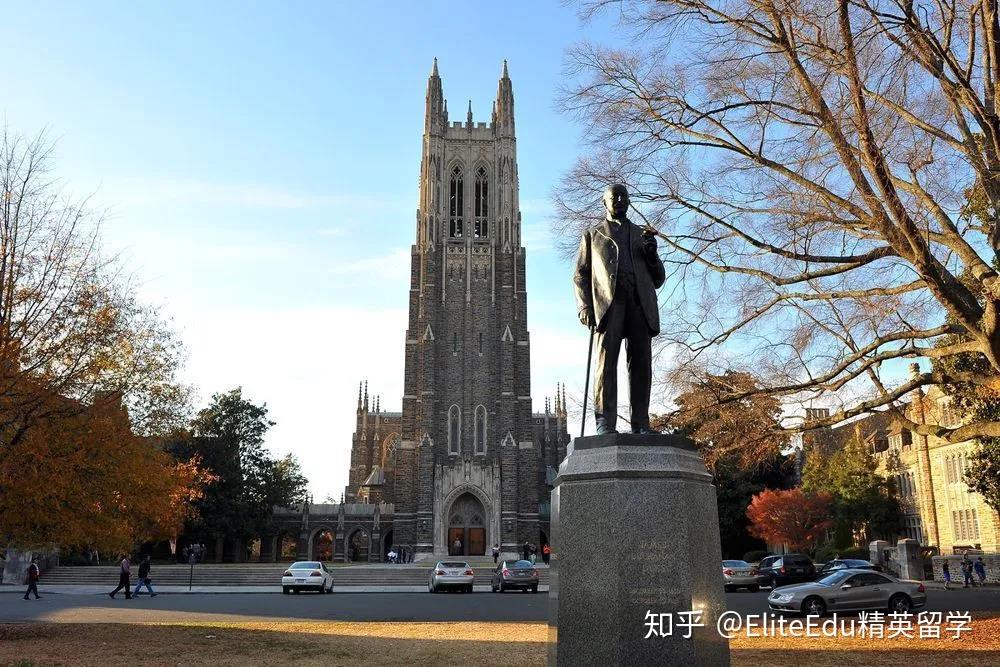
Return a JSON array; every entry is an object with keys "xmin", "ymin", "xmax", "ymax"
[{"xmin": 573, "ymin": 184, "xmax": 665, "ymax": 435}]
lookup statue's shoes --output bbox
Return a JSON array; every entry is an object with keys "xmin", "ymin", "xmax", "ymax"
[
  {"xmin": 596, "ymin": 424, "xmax": 618, "ymax": 435},
  {"xmin": 631, "ymin": 428, "xmax": 656, "ymax": 435}
]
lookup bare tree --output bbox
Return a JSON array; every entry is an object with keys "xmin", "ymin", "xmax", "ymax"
[
  {"xmin": 556, "ymin": 0, "xmax": 1000, "ymax": 441},
  {"xmin": 0, "ymin": 130, "xmax": 190, "ymax": 442}
]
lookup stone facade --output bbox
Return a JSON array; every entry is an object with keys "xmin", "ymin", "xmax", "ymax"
[
  {"xmin": 340, "ymin": 61, "xmax": 570, "ymax": 559},
  {"xmin": 802, "ymin": 385, "xmax": 1000, "ymax": 554}
]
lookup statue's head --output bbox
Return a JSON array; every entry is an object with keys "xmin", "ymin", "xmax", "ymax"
[{"xmin": 603, "ymin": 183, "xmax": 630, "ymax": 220}]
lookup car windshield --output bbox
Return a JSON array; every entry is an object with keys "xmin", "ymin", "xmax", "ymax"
[
  {"xmin": 844, "ymin": 560, "xmax": 871, "ymax": 567},
  {"xmin": 290, "ymin": 562, "xmax": 321, "ymax": 569},
  {"xmin": 815, "ymin": 571, "xmax": 853, "ymax": 586},
  {"xmin": 440, "ymin": 562, "xmax": 468, "ymax": 568},
  {"xmin": 723, "ymin": 560, "xmax": 749, "ymax": 568},
  {"xmin": 512, "ymin": 560, "xmax": 534, "ymax": 568}
]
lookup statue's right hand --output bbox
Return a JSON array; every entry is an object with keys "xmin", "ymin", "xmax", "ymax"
[{"xmin": 579, "ymin": 307, "xmax": 595, "ymax": 328}]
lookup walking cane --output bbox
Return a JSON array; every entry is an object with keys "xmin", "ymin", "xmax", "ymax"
[{"xmin": 580, "ymin": 324, "xmax": 595, "ymax": 437}]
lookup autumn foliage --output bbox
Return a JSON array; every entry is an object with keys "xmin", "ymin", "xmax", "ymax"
[
  {"xmin": 0, "ymin": 387, "xmax": 214, "ymax": 553},
  {"xmin": 746, "ymin": 488, "xmax": 833, "ymax": 553},
  {"xmin": 0, "ymin": 130, "xmax": 211, "ymax": 553}
]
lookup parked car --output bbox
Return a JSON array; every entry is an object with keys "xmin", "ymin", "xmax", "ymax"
[
  {"xmin": 768, "ymin": 568, "xmax": 927, "ymax": 616},
  {"xmin": 757, "ymin": 553, "xmax": 816, "ymax": 588},
  {"xmin": 816, "ymin": 558, "xmax": 881, "ymax": 576},
  {"xmin": 282, "ymin": 561, "xmax": 334, "ymax": 594},
  {"xmin": 722, "ymin": 560, "xmax": 760, "ymax": 592},
  {"xmin": 492, "ymin": 559, "xmax": 539, "ymax": 593},
  {"xmin": 429, "ymin": 560, "xmax": 474, "ymax": 593}
]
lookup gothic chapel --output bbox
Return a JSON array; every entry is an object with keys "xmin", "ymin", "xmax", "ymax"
[{"xmin": 343, "ymin": 60, "xmax": 569, "ymax": 558}]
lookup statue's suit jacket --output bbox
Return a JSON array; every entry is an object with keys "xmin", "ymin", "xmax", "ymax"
[{"xmin": 573, "ymin": 218, "xmax": 666, "ymax": 335}]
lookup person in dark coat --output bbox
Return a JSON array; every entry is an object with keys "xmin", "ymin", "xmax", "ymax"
[
  {"xmin": 23, "ymin": 557, "xmax": 41, "ymax": 600},
  {"xmin": 132, "ymin": 555, "xmax": 157, "ymax": 597}
]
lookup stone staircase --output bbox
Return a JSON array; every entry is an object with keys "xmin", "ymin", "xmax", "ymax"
[{"xmin": 43, "ymin": 561, "xmax": 549, "ymax": 587}]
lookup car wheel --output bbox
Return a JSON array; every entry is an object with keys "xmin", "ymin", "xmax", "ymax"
[
  {"xmin": 802, "ymin": 596, "xmax": 826, "ymax": 617},
  {"xmin": 769, "ymin": 576, "xmax": 778, "ymax": 589},
  {"xmin": 531, "ymin": 586, "xmax": 538, "ymax": 594},
  {"xmin": 749, "ymin": 585, "xmax": 760, "ymax": 593},
  {"xmin": 724, "ymin": 585, "xmax": 734, "ymax": 593},
  {"xmin": 889, "ymin": 594, "xmax": 912, "ymax": 614},
  {"xmin": 429, "ymin": 584, "xmax": 436, "ymax": 594},
  {"xmin": 282, "ymin": 586, "xmax": 289, "ymax": 594},
  {"xmin": 466, "ymin": 584, "xmax": 473, "ymax": 593},
  {"xmin": 499, "ymin": 581, "xmax": 505, "ymax": 594}
]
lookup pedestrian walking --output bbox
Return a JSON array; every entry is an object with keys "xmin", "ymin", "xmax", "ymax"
[
  {"xmin": 452, "ymin": 538, "xmax": 462, "ymax": 556},
  {"xmin": 974, "ymin": 557, "xmax": 987, "ymax": 586},
  {"xmin": 522, "ymin": 542, "xmax": 530, "ymax": 562},
  {"xmin": 132, "ymin": 555, "xmax": 157, "ymax": 597},
  {"xmin": 23, "ymin": 557, "xmax": 41, "ymax": 600},
  {"xmin": 109, "ymin": 553, "xmax": 133, "ymax": 599},
  {"xmin": 942, "ymin": 561, "xmax": 951, "ymax": 590},
  {"xmin": 962, "ymin": 558, "xmax": 975, "ymax": 588},
  {"xmin": 492, "ymin": 544, "xmax": 500, "ymax": 565},
  {"xmin": 542, "ymin": 543, "xmax": 551, "ymax": 565},
  {"xmin": 530, "ymin": 544, "xmax": 537, "ymax": 564}
]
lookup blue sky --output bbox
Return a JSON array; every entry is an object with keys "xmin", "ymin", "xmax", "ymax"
[{"xmin": 1, "ymin": 1, "xmax": 629, "ymax": 499}]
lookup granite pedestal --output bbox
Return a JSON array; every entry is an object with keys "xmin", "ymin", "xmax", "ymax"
[{"xmin": 548, "ymin": 433, "xmax": 730, "ymax": 666}]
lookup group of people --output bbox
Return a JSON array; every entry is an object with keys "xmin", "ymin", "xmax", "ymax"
[
  {"xmin": 181, "ymin": 543, "xmax": 206, "ymax": 564},
  {"xmin": 488, "ymin": 542, "xmax": 551, "ymax": 565},
  {"xmin": 387, "ymin": 545, "xmax": 415, "ymax": 563},
  {"xmin": 941, "ymin": 555, "xmax": 988, "ymax": 590}
]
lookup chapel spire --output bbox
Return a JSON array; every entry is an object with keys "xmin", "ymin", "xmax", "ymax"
[{"xmin": 495, "ymin": 60, "xmax": 515, "ymax": 135}]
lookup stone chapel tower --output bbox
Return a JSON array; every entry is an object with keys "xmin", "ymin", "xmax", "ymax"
[{"xmin": 394, "ymin": 60, "xmax": 538, "ymax": 557}]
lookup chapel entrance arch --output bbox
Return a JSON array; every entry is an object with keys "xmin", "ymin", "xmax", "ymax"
[{"xmin": 447, "ymin": 493, "xmax": 486, "ymax": 556}]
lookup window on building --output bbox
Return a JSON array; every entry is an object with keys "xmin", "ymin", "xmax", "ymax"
[
  {"xmin": 474, "ymin": 166, "xmax": 488, "ymax": 238},
  {"xmin": 474, "ymin": 405, "xmax": 487, "ymax": 455},
  {"xmin": 971, "ymin": 509, "xmax": 980, "ymax": 539},
  {"xmin": 448, "ymin": 405, "xmax": 461, "ymax": 454},
  {"xmin": 449, "ymin": 166, "xmax": 464, "ymax": 238}
]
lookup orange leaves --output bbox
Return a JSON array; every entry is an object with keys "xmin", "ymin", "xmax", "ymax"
[
  {"xmin": 0, "ymin": 388, "xmax": 213, "ymax": 553},
  {"xmin": 746, "ymin": 487, "xmax": 834, "ymax": 552}
]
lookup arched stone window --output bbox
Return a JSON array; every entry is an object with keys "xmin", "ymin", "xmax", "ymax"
[
  {"xmin": 474, "ymin": 405, "xmax": 487, "ymax": 455},
  {"xmin": 448, "ymin": 405, "xmax": 461, "ymax": 454},
  {"xmin": 474, "ymin": 166, "xmax": 488, "ymax": 238},
  {"xmin": 449, "ymin": 166, "xmax": 464, "ymax": 238}
]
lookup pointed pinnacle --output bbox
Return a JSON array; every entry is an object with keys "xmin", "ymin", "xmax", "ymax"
[
  {"xmin": 432, "ymin": 57, "xmax": 439, "ymax": 77},
  {"xmin": 502, "ymin": 59, "xmax": 509, "ymax": 79}
]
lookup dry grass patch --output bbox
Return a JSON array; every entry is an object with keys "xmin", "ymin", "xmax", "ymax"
[{"xmin": 0, "ymin": 616, "xmax": 998, "ymax": 666}]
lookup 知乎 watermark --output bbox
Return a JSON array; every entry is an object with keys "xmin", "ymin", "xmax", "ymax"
[{"xmin": 643, "ymin": 610, "xmax": 973, "ymax": 640}]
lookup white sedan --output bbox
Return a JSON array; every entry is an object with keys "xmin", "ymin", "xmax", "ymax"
[
  {"xmin": 282, "ymin": 561, "xmax": 335, "ymax": 594},
  {"xmin": 429, "ymin": 560, "xmax": 475, "ymax": 593}
]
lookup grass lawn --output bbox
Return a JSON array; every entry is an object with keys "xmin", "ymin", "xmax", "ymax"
[{"xmin": 0, "ymin": 616, "xmax": 997, "ymax": 666}]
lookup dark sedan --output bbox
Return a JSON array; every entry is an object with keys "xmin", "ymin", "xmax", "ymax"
[
  {"xmin": 757, "ymin": 553, "xmax": 816, "ymax": 587},
  {"xmin": 492, "ymin": 559, "xmax": 539, "ymax": 593}
]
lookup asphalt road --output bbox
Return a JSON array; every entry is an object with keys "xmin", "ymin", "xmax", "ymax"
[{"xmin": 0, "ymin": 589, "xmax": 996, "ymax": 624}]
